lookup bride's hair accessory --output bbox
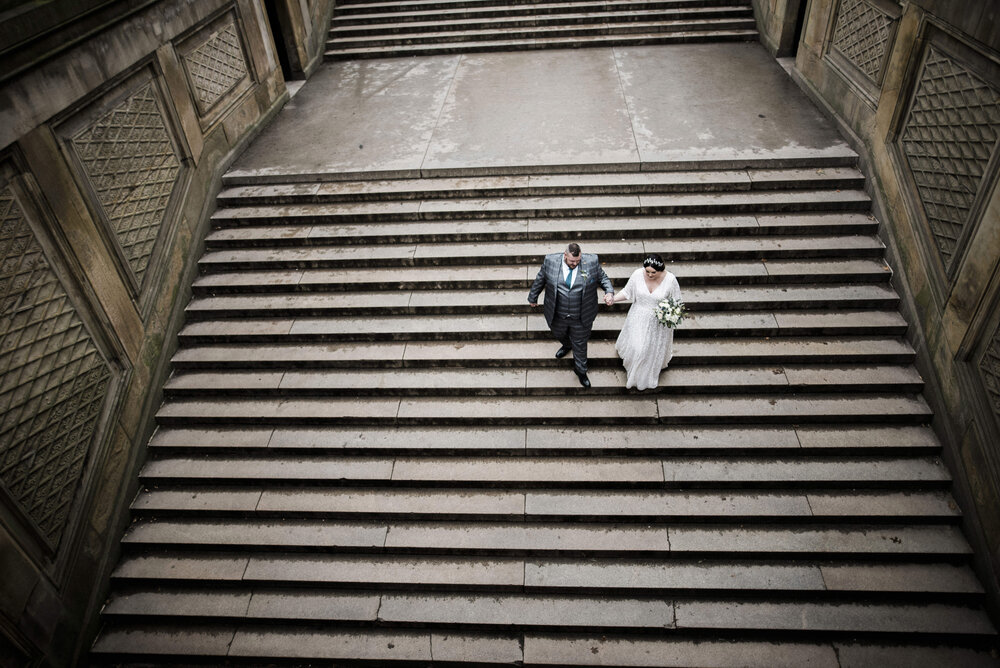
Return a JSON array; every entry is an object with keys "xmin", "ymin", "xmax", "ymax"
[{"xmin": 642, "ymin": 254, "xmax": 665, "ymax": 271}]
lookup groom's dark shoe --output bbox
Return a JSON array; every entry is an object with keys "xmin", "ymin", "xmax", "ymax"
[
  {"xmin": 575, "ymin": 370, "xmax": 591, "ymax": 388},
  {"xmin": 555, "ymin": 345, "xmax": 571, "ymax": 359}
]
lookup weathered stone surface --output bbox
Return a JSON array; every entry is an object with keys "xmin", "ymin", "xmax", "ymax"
[
  {"xmin": 141, "ymin": 456, "xmax": 395, "ymax": 481},
  {"xmin": 124, "ymin": 520, "xmax": 387, "ymax": 548},
  {"xmin": 244, "ymin": 555, "xmax": 525, "ymax": 587},
  {"xmin": 391, "ymin": 457, "xmax": 664, "ymax": 483},
  {"xmin": 523, "ymin": 635, "xmax": 839, "ymax": 667},
  {"xmin": 384, "ymin": 522, "xmax": 672, "ymax": 553},
  {"xmin": 103, "ymin": 589, "xmax": 252, "ymax": 617},
  {"xmin": 246, "ymin": 591, "xmax": 380, "ymax": 620},
  {"xmin": 431, "ymin": 633, "xmax": 523, "ymax": 664},
  {"xmin": 92, "ymin": 624, "xmax": 237, "ymax": 656},
  {"xmin": 525, "ymin": 560, "xmax": 825, "ymax": 591},
  {"xmin": 675, "ymin": 601, "xmax": 996, "ymax": 634},
  {"xmin": 379, "ymin": 593, "xmax": 675, "ymax": 628},
  {"xmin": 228, "ymin": 627, "xmax": 432, "ymax": 660},
  {"xmin": 111, "ymin": 553, "xmax": 249, "ymax": 582},
  {"xmin": 525, "ymin": 491, "xmax": 811, "ymax": 517},
  {"xmin": 257, "ymin": 488, "xmax": 525, "ymax": 516},
  {"xmin": 820, "ymin": 563, "xmax": 983, "ymax": 593},
  {"xmin": 834, "ymin": 643, "xmax": 1000, "ymax": 668},
  {"xmin": 668, "ymin": 526, "xmax": 971, "ymax": 555}
]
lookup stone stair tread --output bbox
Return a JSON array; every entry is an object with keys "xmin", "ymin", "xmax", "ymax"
[
  {"xmin": 183, "ymin": 283, "xmax": 899, "ymax": 314},
  {"xmin": 171, "ymin": 337, "xmax": 916, "ymax": 366},
  {"xmin": 133, "ymin": 487, "xmax": 959, "ymax": 519},
  {"xmin": 111, "ymin": 552, "xmax": 982, "ymax": 594},
  {"xmin": 412, "ymin": 394, "xmax": 927, "ymax": 423},
  {"xmin": 673, "ymin": 600, "xmax": 995, "ymax": 635},
  {"xmin": 526, "ymin": 635, "xmax": 1000, "ymax": 667},
  {"xmin": 211, "ymin": 189, "xmax": 869, "ymax": 221},
  {"xmin": 197, "ymin": 235, "xmax": 885, "ymax": 267},
  {"xmin": 335, "ymin": 0, "xmax": 738, "ymax": 16},
  {"xmin": 122, "ymin": 519, "xmax": 970, "ymax": 555},
  {"xmin": 204, "ymin": 214, "xmax": 877, "ymax": 243},
  {"xmin": 325, "ymin": 29, "xmax": 760, "ymax": 58},
  {"xmin": 162, "ymin": 363, "xmax": 923, "ymax": 394},
  {"xmin": 529, "ymin": 559, "xmax": 982, "ymax": 593},
  {"xmin": 175, "ymin": 310, "xmax": 908, "ymax": 343},
  {"xmin": 220, "ymin": 168, "xmax": 856, "ymax": 201},
  {"xmin": 654, "ymin": 393, "xmax": 931, "ymax": 423},
  {"xmin": 145, "ymin": 424, "xmax": 940, "ymax": 453},
  {"xmin": 138, "ymin": 455, "xmax": 947, "ymax": 485},
  {"xmin": 336, "ymin": 0, "xmax": 735, "ymax": 21},
  {"xmin": 330, "ymin": 8, "xmax": 753, "ymax": 36},
  {"xmin": 331, "ymin": 18, "xmax": 758, "ymax": 47},
  {"xmin": 91, "ymin": 624, "xmax": 436, "ymax": 662}
]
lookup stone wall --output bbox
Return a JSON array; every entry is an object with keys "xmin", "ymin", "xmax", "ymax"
[
  {"xmin": 764, "ymin": 0, "xmax": 1000, "ymax": 612},
  {"xmin": 0, "ymin": 0, "xmax": 330, "ymax": 664}
]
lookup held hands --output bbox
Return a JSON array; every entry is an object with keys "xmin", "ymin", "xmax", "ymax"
[{"xmin": 604, "ymin": 293, "xmax": 614, "ymax": 306}]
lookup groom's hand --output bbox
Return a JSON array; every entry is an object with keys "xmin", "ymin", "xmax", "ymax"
[
  {"xmin": 604, "ymin": 294, "xmax": 614, "ymax": 306},
  {"xmin": 529, "ymin": 302, "xmax": 539, "ymax": 307}
]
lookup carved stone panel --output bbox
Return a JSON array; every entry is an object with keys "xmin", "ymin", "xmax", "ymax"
[
  {"xmin": 183, "ymin": 15, "xmax": 249, "ymax": 114},
  {"xmin": 831, "ymin": 0, "xmax": 896, "ymax": 84},
  {"xmin": 69, "ymin": 81, "xmax": 182, "ymax": 291},
  {"xmin": 0, "ymin": 185, "xmax": 112, "ymax": 550},
  {"xmin": 899, "ymin": 45, "xmax": 1000, "ymax": 274},
  {"xmin": 178, "ymin": 10, "xmax": 253, "ymax": 123}
]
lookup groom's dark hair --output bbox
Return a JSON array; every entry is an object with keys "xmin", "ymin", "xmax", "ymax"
[{"xmin": 566, "ymin": 243, "xmax": 581, "ymax": 256}]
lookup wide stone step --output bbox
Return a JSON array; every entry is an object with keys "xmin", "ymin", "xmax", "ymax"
[
  {"xmin": 99, "ymin": 587, "xmax": 994, "ymax": 639},
  {"xmin": 216, "ymin": 170, "xmax": 790, "ymax": 204},
  {"xmin": 130, "ymin": 486, "xmax": 958, "ymax": 520},
  {"xmin": 330, "ymin": 7, "xmax": 754, "ymax": 39},
  {"xmin": 334, "ymin": 0, "xmax": 745, "ymax": 18},
  {"xmin": 210, "ymin": 190, "xmax": 871, "ymax": 224},
  {"xmin": 170, "ymin": 337, "xmax": 917, "ymax": 368},
  {"xmin": 197, "ymin": 235, "xmax": 886, "ymax": 271},
  {"xmin": 176, "ymin": 311, "xmax": 909, "ymax": 345},
  {"xmin": 182, "ymin": 284, "xmax": 900, "ymax": 319},
  {"xmin": 120, "ymin": 518, "xmax": 969, "ymax": 557},
  {"xmin": 333, "ymin": 0, "xmax": 744, "ymax": 20},
  {"xmin": 330, "ymin": 17, "xmax": 757, "ymax": 49},
  {"xmin": 136, "ymin": 454, "xmax": 949, "ymax": 488},
  {"xmin": 191, "ymin": 258, "xmax": 893, "ymax": 294},
  {"xmin": 325, "ymin": 29, "xmax": 759, "ymax": 59},
  {"xmin": 145, "ymin": 424, "xmax": 943, "ymax": 455},
  {"xmin": 161, "ymin": 364, "xmax": 924, "ymax": 398},
  {"xmin": 205, "ymin": 213, "xmax": 879, "ymax": 246},
  {"xmin": 110, "ymin": 552, "xmax": 981, "ymax": 596},
  {"xmin": 89, "ymin": 624, "xmax": 1000, "ymax": 666},
  {"xmin": 154, "ymin": 393, "xmax": 932, "ymax": 426}
]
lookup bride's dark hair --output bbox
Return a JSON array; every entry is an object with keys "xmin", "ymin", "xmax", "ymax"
[{"xmin": 642, "ymin": 253, "xmax": 665, "ymax": 272}]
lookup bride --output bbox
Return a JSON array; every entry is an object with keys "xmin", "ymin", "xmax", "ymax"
[{"xmin": 611, "ymin": 254, "xmax": 683, "ymax": 390}]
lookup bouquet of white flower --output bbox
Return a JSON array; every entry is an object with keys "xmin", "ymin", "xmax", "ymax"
[{"xmin": 654, "ymin": 296, "xmax": 687, "ymax": 328}]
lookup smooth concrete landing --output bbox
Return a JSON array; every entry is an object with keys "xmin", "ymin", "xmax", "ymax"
[{"xmin": 230, "ymin": 42, "xmax": 853, "ymax": 179}]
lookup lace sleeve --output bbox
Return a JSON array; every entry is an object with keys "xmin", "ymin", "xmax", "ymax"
[{"xmin": 619, "ymin": 269, "xmax": 639, "ymax": 302}]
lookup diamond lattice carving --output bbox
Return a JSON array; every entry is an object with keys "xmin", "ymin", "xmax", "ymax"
[
  {"xmin": 0, "ymin": 186, "xmax": 112, "ymax": 548},
  {"xmin": 184, "ymin": 19, "xmax": 248, "ymax": 112},
  {"xmin": 71, "ymin": 82, "xmax": 181, "ymax": 288},
  {"xmin": 832, "ymin": 0, "xmax": 894, "ymax": 82},
  {"xmin": 900, "ymin": 46, "xmax": 1000, "ymax": 272},
  {"xmin": 984, "ymin": 324, "xmax": 1000, "ymax": 418}
]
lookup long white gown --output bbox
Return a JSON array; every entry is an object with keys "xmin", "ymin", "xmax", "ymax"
[{"xmin": 615, "ymin": 268, "xmax": 683, "ymax": 390}]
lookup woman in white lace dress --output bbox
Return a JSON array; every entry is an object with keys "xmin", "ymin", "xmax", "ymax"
[{"xmin": 612, "ymin": 254, "xmax": 683, "ymax": 390}]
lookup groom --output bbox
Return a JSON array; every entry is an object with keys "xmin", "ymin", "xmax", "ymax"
[{"xmin": 528, "ymin": 243, "xmax": 614, "ymax": 388}]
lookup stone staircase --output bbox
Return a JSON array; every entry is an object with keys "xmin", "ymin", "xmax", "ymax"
[
  {"xmin": 325, "ymin": 0, "xmax": 758, "ymax": 60},
  {"xmin": 90, "ymin": 159, "xmax": 1000, "ymax": 665}
]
